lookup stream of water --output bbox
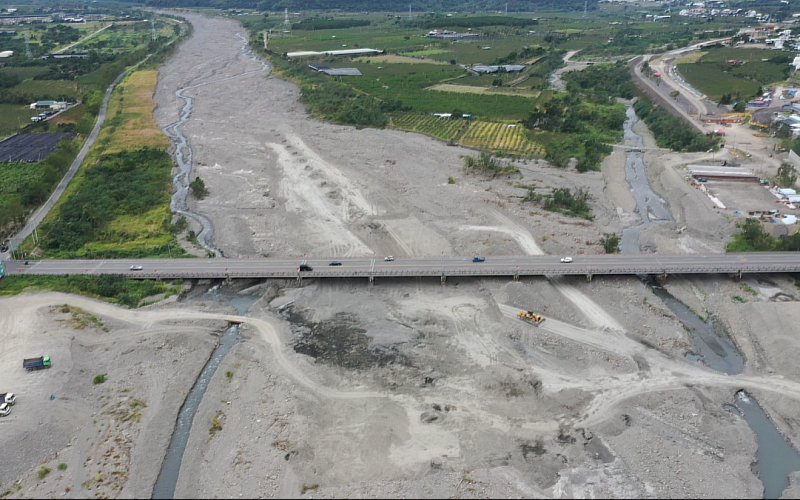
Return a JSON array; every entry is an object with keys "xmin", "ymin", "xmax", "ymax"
[
  {"xmin": 151, "ymin": 290, "xmax": 259, "ymax": 499},
  {"xmin": 620, "ymin": 104, "xmax": 800, "ymax": 496}
]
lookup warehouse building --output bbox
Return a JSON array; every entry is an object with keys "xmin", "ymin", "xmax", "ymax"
[{"xmin": 686, "ymin": 164, "xmax": 759, "ymax": 182}]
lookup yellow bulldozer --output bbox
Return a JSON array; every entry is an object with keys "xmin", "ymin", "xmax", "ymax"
[{"xmin": 517, "ymin": 310, "xmax": 545, "ymax": 325}]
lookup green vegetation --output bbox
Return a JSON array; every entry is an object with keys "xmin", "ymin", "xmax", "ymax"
[
  {"xmin": 225, "ymin": 370, "xmax": 235, "ymax": 382},
  {"xmin": 462, "ymin": 152, "xmax": 519, "ymax": 177},
  {"xmin": 675, "ymin": 47, "xmax": 795, "ymax": 102},
  {"xmin": 0, "ymin": 138, "xmax": 80, "ymax": 241},
  {"xmin": 57, "ymin": 463, "xmax": 68, "ymax": 471},
  {"xmin": 209, "ymin": 410, "xmax": 224, "ymax": 439},
  {"xmin": 300, "ymin": 484, "xmax": 320, "ymax": 495},
  {"xmin": 727, "ymin": 219, "xmax": 800, "ymax": 252},
  {"xmin": 0, "ymin": 274, "xmax": 183, "ymax": 308},
  {"xmin": 189, "ymin": 176, "xmax": 209, "ymax": 199},
  {"xmin": 732, "ymin": 295, "xmax": 746, "ymax": 304},
  {"xmin": 293, "ymin": 19, "xmax": 370, "ymax": 30},
  {"xmin": 447, "ymin": 176, "xmax": 456, "ymax": 184},
  {"xmin": 777, "ymin": 163, "xmax": 797, "ymax": 189},
  {"xmin": 563, "ymin": 61, "xmax": 635, "ymax": 101},
  {"xmin": 524, "ymin": 187, "xmax": 593, "ymax": 220},
  {"xmin": 600, "ymin": 233, "xmax": 621, "ymax": 253},
  {"xmin": 36, "ymin": 148, "xmax": 183, "ymax": 258},
  {"xmin": 633, "ymin": 98, "xmax": 719, "ymax": 152},
  {"xmin": 523, "ymin": 92, "xmax": 625, "ymax": 172},
  {"xmin": 37, "ymin": 466, "xmax": 51, "ymax": 480},
  {"xmin": 93, "ymin": 374, "xmax": 107, "ymax": 385}
]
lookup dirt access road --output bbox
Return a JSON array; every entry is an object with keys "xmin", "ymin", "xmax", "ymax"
[{"xmin": 6, "ymin": 13, "xmax": 800, "ymax": 500}]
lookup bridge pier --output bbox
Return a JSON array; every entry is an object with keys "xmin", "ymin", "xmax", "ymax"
[
  {"xmin": 733, "ymin": 270, "xmax": 742, "ymax": 283},
  {"xmin": 513, "ymin": 272, "xmax": 519, "ymax": 282},
  {"xmin": 657, "ymin": 273, "xmax": 668, "ymax": 286},
  {"xmin": 585, "ymin": 273, "xmax": 592, "ymax": 283},
  {"xmin": 369, "ymin": 274, "xmax": 374, "ymax": 286},
  {"xmin": 441, "ymin": 273, "xmax": 446, "ymax": 286},
  {"xmin": 225, "ymin": 274, "xmax": 232, "ymax": 286}
]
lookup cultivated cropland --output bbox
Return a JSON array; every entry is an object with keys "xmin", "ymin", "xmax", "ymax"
[{"xmin": 3, "ymin": 9, "xmax": 800, "ymax": 500}]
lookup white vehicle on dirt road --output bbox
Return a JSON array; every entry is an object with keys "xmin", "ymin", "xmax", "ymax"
[{"xmin": 0, "ymin": 402, "xmax": 10, "ymax": 416}]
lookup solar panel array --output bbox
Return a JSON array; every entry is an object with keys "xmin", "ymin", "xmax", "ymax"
[{"xmin": 0, "ymin": 133, "xmax": 72, "ymax": 163}]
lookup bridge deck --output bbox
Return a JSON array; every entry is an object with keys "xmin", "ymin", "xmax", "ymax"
[{"xmin": 4, "ymin": 253, "xmax": 799, "ymax": 279}]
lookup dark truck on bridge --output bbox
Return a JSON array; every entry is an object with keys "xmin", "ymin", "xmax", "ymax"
[{"xmin": 23, "ymin": 356, "xmax": 51, "ymax": 371}]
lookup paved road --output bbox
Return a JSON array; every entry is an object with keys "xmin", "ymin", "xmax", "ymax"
[
  {"xmin": 7, "ymin": 56, "xmax": 150, "ymax": 256},
  {"xmin": 6, "ymin": 253, "xmax": 799, "ymax": 280}
]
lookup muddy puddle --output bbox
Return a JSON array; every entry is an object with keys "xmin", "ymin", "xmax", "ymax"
[{"xmin": 282, "ymin": 307, "xmax": 409, "ymax": 370}]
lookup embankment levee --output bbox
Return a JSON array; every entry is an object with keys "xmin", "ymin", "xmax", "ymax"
[{"xmin": 627, "ymin": 55, "xmax": 706, "ymax": 134}]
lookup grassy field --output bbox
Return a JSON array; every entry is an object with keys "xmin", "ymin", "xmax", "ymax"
[
  {"xmin": 675, "ymin": 47, "xmax": 795, "ymax": 101},
  {"xmin": 93, "ymin": 70, "xmax": 170, "ymax": 155},
  {"xmin": 427, "ymin": 83, "xmax": 539, "ymax": 97},
  {"xmin": 7, "ymin": 78, "xmax": 81, "ymax": 100},
  {"xmin": 24, "ymin": 68, "xmax": 178, "ymax": 259},
  {"xmin": 0, "ymin": 66, "xmax": 51, "ymax": 80},
  {"xmin": 0, "ymin": 104, "xmax": 41, "ymax": 137}
]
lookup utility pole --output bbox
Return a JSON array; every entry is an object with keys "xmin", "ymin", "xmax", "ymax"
[
  {"xmin": 24, "ymin": 33, "xmax": 32, "ymax": 58},
  {"xmin": 584, "ymin": 0, "xmax": 588, "ymax": 18},
  {"xmin": 409, "ymin": 5, "xmax": 412, "ymax": 21}
]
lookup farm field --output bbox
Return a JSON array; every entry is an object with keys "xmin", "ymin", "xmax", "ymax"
[
  {"xmin": 675, "ymin": 47, "xmax": 795, "ymax": 101},
  {"xmin": 390, "ymin": 112, "xmax": 466, "ymax": 141},
  {"xmin": 428, "ymin": 83, "xmax": 539, "ymax": 97},
  {"xmin": 459, "ymin": 120, "xmax": 543, "ymax": 156}
]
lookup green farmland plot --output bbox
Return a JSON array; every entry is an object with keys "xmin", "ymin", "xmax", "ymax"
[
  {"xmin": 391, "ymin": 112, "xmax": 465, "ymax": 141},
  {"xmin": 675, "ymin": 47, "xmax": 795, "ymax": 101}
]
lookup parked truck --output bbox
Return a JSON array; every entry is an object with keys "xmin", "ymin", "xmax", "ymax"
[
  {"xmin": 23, "ymin": 356, "xmax": 51, "ymax": 371},
  {"xmin": 0, "ymin": 403, "xmax": 10, "ymax": 417},
  {"xmin": 517, "ymin": 311, "xmax": 545, "ymax": 326},
  {"xmin": 0, "ymin": 393, "xmax": 15, "ymax": 405}
]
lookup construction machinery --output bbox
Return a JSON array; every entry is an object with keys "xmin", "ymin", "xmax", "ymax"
[{"xmin": 517, "ymin": 311, "xmax": 545, "ymax": 326}]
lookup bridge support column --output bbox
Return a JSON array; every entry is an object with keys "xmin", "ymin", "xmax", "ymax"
[
  {"xmin": 733, "ymin": 271, "xmax": 742, "ymax": 283},
  {"xmin": 225, "ymin": 274, "xmax": 232, "ymax": 286},
  {"xmin": 513, "ymin": 273, "xmax": 520, "ymax": 282},
  {"xmin": 296, "ymin": 274, "xmax": 302, "ymax": 285},
  {"xmin": 657, "ymin": 274, "xmax": 667, "ymax": 286},
  {"xmin": 369, "ymin": 274, "xmax": 374, "ymax": 287},
  {"xmin": 441, "ymin": 273, "xmax": 446, "ymax": 286},
  {"xmin": 585, "ymin": 273, "xmax": 592, "ymax": 283}
]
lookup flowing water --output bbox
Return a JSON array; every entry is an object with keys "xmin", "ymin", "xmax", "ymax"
[
  {"xmin": 728, "ymin": 391, "xmax": 800, "ymax": 499},
  {"xmin": 151, "ymin": 290, "xmax": 258, "ymax": 499},
  {"xmin": 619, "ymin": 105, "xmax": 742, "ymax": 374},
  {"xmin": 621, "ymin": 104, "xmax": 799, "ymax": 495}
]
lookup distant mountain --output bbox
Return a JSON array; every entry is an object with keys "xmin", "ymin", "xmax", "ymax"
[{"xmin": 144, "ymin": 0, "xmax": 597, "ymax": 13}]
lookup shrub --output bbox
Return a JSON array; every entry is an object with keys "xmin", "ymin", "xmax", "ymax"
[
  {"xmin": 93, "ymin": 374, "xmax": 107, "ymax": 384},
  {"xmin": 57, "ymin": 463, "xmax": 68, "ymax": 471},
  {"xmin": 37, "ymin": 466, "xmax": 51, "ymax": 480}
]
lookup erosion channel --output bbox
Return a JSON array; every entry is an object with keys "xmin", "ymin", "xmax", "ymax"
[{"xmin": 621, "ymin": 104, "xmax": 800, "ymax": 496}]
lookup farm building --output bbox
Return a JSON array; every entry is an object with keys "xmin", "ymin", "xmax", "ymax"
[
  {"xmin": 287, "ymin": 48, "xmax": 382, "ymax": 58},
  {"xmin": 29, "ymin": 101, "xmax": 67, "ymax": 110},
  {"xmin": 686, "ymin": 164, "xmax": 759, "ymax": 182},
  {"xmin": 308, "ymin": 65, "xmax": 361, "ymax": 76},
  {"xmin": 0, "ymin": 50, "xmax": 12, "ymax": 58},
  {"xmin": 472, "ymin": 64, "xmax": 526, "ymax": 74}
]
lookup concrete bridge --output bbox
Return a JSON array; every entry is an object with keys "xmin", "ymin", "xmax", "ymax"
[{"xmin": 5, "ymin": 252, "xmax": 799, "ymax": 284}]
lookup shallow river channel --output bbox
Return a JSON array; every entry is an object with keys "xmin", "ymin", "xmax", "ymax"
[{"xmin": 620, "ymin": 105, "xmax": 800, "ymax": 497}]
